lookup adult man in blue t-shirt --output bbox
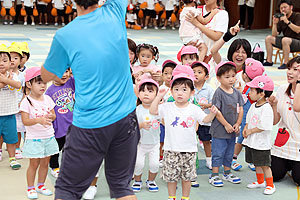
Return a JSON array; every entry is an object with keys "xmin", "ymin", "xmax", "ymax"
[{"xmin": 41, "ymin": 0, "xmax": 139, "ymax": 199}]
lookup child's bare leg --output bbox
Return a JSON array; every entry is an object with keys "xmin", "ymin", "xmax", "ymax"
[
  {"xmin": 44, "ymin": 13, "xmax": 48, "ymax": 24},
  {"xmin": 203, "ymin": 141, "xmax": 211, "ymax": 157},
  {"xmin": 144, "ymin": 16, "xmax": 150, "ymax": 27},
  {"xmin": 30, "ymin": 15, "xmax": 34, "ymax": 23},
  {"xmin": 212, "ymin": 166, "xmax": 219, "ymax": 174},
  {"xmin": 24, "ymin": 15, "xmax": 28, "ymax": 23},
  {"xmin": 148, "ymin": 171, "xmax": 157, "ymax": 181},
  {"xmin": 134, "ymin": 174, "xmax": 142, "ymax": 181},
  {"xmin": 16, "ymin": 132, "xmax": 22, "ymax": 149},
  {"xmin": 182, "ymin": 180, "xmax": 191, "ymax": 197},
  {"xmin": 61, "ymin": 16, "xmax": 64, "ymax": 23},
  {"xmin": 27, "ymin": 158, "xmax": 40, "ymax": 186},
  {"xmin": 38, "ymin": 157, "xmax": 50, "ymax": 184},
  {"xmin": 167, "ymin": 182, "xmax": 177, "ymax": 196},
  {"xmin": 7, "ymin": 143, "xmax": 16, "ymax": 158}
]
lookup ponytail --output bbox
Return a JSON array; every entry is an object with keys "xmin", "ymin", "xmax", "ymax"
[{"xmin": 136, "ymin": 43, "xmax": 160, "ymax": 63}]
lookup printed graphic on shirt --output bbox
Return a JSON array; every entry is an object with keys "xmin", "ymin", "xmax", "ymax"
[
  {"xmin": 250, "ymin": 115, "xmax": 259, "ymax": 126},
  {"xmin": 55, "ymin": 90, "xmax": 74, "ymax": 114},
  {"xmin": 33, "ymin": 106, "xmax": 51, "ymax": 118},
  {"xmin": 144, "ymin": 115, "xmax": 160, "ymax": 129},
  {"xmin": 171, "ymin": 117, "xmax": 180, "ymax": 127},
  {"xmin": 180, "ymin": 121, "xmax": 188, "ymax": 128},
  {"xmin": 186, "ymin": 116, "xmax": 194, "ymax": 127},
  {"xmin": 274, "ymin": 128, "xmax": 290, "ymax": 147}
]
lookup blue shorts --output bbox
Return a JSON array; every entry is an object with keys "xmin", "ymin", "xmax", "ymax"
[
  {"xmin": 22, "ymin": 136, "xmax": 59, "ymax": 158},
  {"xmin": 197, "ymin": 125, "xmax": 211, "ymax": 141},
  {"xmin": 212, "ymin": 137, "xmax": 236, "ymax": 168},
  {"xmin": 160, "ymin": 124, "xmax": 165, "ymax": 143},
  {"xmin": 0, "ymin": 114, "xmax": 18, "ymax": 144},
  {"xmin": 237, "ymin": 100, "xmax": 252, "ymax": 144}
]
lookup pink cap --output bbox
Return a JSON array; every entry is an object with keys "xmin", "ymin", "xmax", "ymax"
[
  {"xmin": 246, "ymin": 74, "xmax": 274, "ymax": 91},
  {"xmin": 25, "ymin": 66, "xmax": 41, "ymax": 82},
  {"xmin": 138, "ymin": 74, "xmax": 159, "ymax": 90},
  {"xmin": 170, "ymin": 65, "xmax": 196, "ymax": 86},
  {"xmin": 245, "ymin": 58, "xmax": 265, "ymax": 80},
  {"xmin": 215, "ymin": 61, "xmax": 236, "ymax": 74},
  {"xmin": 162, "ymin": 59, "xmax": 177, "ymax": 68},
  {"xmin": 177, "ymin": 45, "xmax": 198, "ymax": 62},
  {"xmin": 191, "ymin": 61, "xmax": 210, "ymax": 73}
]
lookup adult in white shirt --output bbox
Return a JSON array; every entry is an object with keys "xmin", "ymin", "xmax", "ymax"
[{"xmin": 238, "ymin": 0, "xmax": 255, "ymax": 30}]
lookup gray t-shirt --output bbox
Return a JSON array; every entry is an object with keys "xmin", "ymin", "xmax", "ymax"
[{"xmin": 209, "ymin": 87, "xmax": 244, "ymax": 139}]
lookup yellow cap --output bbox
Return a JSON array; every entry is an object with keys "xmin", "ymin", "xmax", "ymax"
[
  {"xmin": 0, "ymin": 44, "xmax": 9, "ymax": 54},
  {"xmin": 8, "ymin": 44, "xmax": 23, "ymax": 56},
  {"xmin": 11, "ymin": 42, "xmax": 30, "ymax": 53}
]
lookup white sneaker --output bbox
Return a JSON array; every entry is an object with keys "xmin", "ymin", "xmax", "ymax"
[
  {"xmin": 161, "ymin": 26, "xmax": 166, "ymax": 30},
  {"xmin": 36, "ymin": 185, "xmax": 53, "ymax": 196},
  {"xmin": 15, "ymin": 149, "xmax": 23, "ymax": 159},
  {"xmin": 54, "ymin": 23, "xmax": 58, "ymax": 26},
  {"xmin": 154, "ymin": 26, "xmax": 158, "ymax": 30},
  {"xmin": 39, "ymin": 22, "xmax": 42, "ymax": 25},
  {"xmin": 0, "ymin": 151, "xmax": 2, "ymax": 161},
  {"xmin": 31, "ymin": 22, "xmax": 35, "ymax": 26},
  {"xmin": 132, "ymin": 181, "xmax": 142, "ymax": 192},
  {"xmin": 264, "ymin": 185, "xmax": 276, "ymax": 195},
  {"xmin": 50, "ymin": 168, "xmax": 59, "ymax": 178},
  {"xmin": 146, "ymin": 180, "xmax": 159, "ymax": 192},
  {"xmin": 209, "ymin": 175, "xmax": 224, "ymax": 187},
  {"xmin": 82, "ymin": 185, "xmax": 97, "ymax": 199},
  {"xmin": 24, "ymin": 22, "xmax": 27, "ymax": 26},
  {"xmin": 27, "ymin": 189, "xmax": 38, "ymax": 199},
  {"xmin": 4, "ymin": 21, "xmax": 8, "ymax": 25},
  {"xmin": 144, "ymin": 26, "xmax": 147, "ymax": 29},
  {"xmin": 62, "ymin": 23, "xmax": 65, "ymax": 27},
  {"xmin": 247, "ymin": 181, "xmax": 266, "ymax": 189},
  {"xmin": 9, "ymin": 21, "xmax": 13, "ymax": 25},
  {"xmin": 222, "ymin": 173, "xmax": 241, "ymax": 184},
  {"xmin": 172, "ymin": 27, "xmax": 175, "ymax": 30}
]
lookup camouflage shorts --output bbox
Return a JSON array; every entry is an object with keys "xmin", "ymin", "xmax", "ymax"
[{"xmin": 161, "ymin": 150, "xmax": 197, "ymax": 182}]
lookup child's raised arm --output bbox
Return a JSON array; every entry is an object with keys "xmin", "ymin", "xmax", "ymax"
[
  {"xmin": 196, "ymin": 8, "xmax": 218, "ymax": 25},
  {"xmin": 149, "ymin": 88, "xmax": 167, "ymax": 115},
  {"xmin": 202, "ymin": 105, "xmax": 218, "ymax": 123},
  {"xmin": 0, "ymin": 73, "xmax": 21, "ymax": 89}
]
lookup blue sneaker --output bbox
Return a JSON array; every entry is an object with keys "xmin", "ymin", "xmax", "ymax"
[
  {"xmin": 222, "ymin": 173, "xmax": 241, "ymax": 184},
  {"xmin": 146, "ymin": 180, "xmax": 159, "ymax": 192},
  {"xmin": 191, "ymin": 180, "xmax": 200, "ymax": 188},
  {"xmin": 209, "ymin": 175, "xmax": 224, "ymax": 187},
  {"xmin": 248, "ymin": 163, "xmax": 256, "ymax": 171},
  {"xmin": 132, "ymin": 181, "xmax": 142, "ymax": 192},
  {"xmin": 231, "ymin": 160, "xmax": 242, "ymax": 171}
]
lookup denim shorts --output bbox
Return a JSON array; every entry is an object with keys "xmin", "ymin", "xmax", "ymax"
[
  {"xmin": 160, "ymin": 124, "xmax": 165, "ymax": 143},
  {"xmin": 22, "ymin": 136, "xmax": 59, "ymax": 158},
  {"xmin": 0, "ymin": 114, "xmax": 18, "ymax": 144},
  {"xmin": 212, "ymin": 137, "xmax": 236, "ymax": 168}
]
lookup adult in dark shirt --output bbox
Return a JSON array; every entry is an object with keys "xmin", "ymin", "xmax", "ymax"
[{"xmin": 264, "ymin": 0, "xmax": 300, "ymax": 69}]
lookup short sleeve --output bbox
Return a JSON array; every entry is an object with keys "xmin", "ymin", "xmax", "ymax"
[
  {"xmin": 237, "ymin": 90, "xmax": 244, "ymax": 106},
  {"xmin": 195, "ymin": 105, "xmax": 206, "ymax": 123},
  {"xmin": 295, "ymin": 14, "xmax": 300, "ymax": 26},
  {"xmin": 43, "ymin": 35, "xmax": 69, "ymax": 78},
  {"xmin": 208, "ymin": 87, "xmax": 214, "ymax": 104},
  {"xmin": 105, "ymin": 0, "xmax": 127, "ymax": 18},
  {"xmin": 158, "ymin": 103, "xmax": 166, "ymax": 118},
  {"xmin": 45, "ymin": 95, "xmax": 56, "ymax": 110},
  {"xmin": 212, "ymin": 89, "xmax": 221, "ymax": 110},
  {"xmin": 246, "ymin": 104, "xmax": 253, "ymax": 124},
  {"xmin": 212, "ymin": 10, "xmax": 229, "ymax": 33},
  {"xmin": 20, "ymin": 98, "xmax": 30, "ymax": 114}
]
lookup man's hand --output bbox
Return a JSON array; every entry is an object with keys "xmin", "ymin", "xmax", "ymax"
[
  {"xmin": 272, "ymin": 15, "xmax": 279, "ymax": 25},
  {"xmin": 280, "ymin": 13, "xmax": 289, "ymax": 24}
]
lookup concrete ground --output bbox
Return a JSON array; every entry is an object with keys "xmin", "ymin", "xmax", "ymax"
[{"xmin": 0, "ymin": 23, "xmax": 299, "ymax": 200}]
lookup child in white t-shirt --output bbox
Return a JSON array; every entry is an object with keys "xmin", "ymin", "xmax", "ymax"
[
  {"xmin": 242, "ymin": 75, "xmax": 276, "ymax": 195},
  {"xmin": 150, "ymin": 65, "xmax": 217, "ymax": 200},
  {"xmin": 52, "ymin": 0, "xmax": 66, "ymax": 26},
  {"xmin": 126, "ymin": 4, "xmax": 138, "ymax": 28},
  {"xmin": 21, "ymin": 0, "xmax": 36, "ymax": 25},
  {"xmin": 1, "ymin": 0, "xmax": 15, "ymax": 25}
]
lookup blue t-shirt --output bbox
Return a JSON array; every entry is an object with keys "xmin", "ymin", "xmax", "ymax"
[{"xmin": 44, "ymin": 1, "xmax": 136, "ymax": 129}]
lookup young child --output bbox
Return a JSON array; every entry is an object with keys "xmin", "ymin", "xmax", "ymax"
[
  {"xmin": 20, "ymin": 67, "xmax": 59, "ymax": 199},
  {"xmin": 242, "ymin": 75, "xmax": 275, "ymax": 195},
  {"xmin": 143, "ymin": 0, "xmax": 158, "ymax": 29},
  {"xmin": 8, "ymin": 43, "xmax": 25, "ymax": 160},
  {"xmin": 45, "ymin": 68, "xmax": 75, "ymax": 178},
  {"xmin": 133, "ymin": 43, "xmax": 161, "ymax": 84},
  {"xmin": 232, "ymin": 58, "xmax": 265, "ymax": 171},
  {"xmin": 68, "ymin": 0, "xmax": 77, "ymax": 22},
  {"xmin": 126, "ymin": 4, "xmax": 138, "ymax": 28},
  {"xmin": 177, "ymin": 45, "xmax": 199, "ymax": 66},
  {"xmin": 209, "ymin": 61, "xmax": 244, "ymax": 187},
  {"xmin": 150, "ymin": 65, "xmax": 217, "ymax": 200},
  {"xmin": 128, "ymin": 38, "xmax": 137, "ymax": 68},
  {"xmin": 0, "ymin": 44, "xmax": 22, "ymax": 169},
  {"xmin": 1, "ymin": 0, "xmax": 15, "ymax": 25},
  {"xmin": 132, "ymin": 75, "xmax": 160, "ymax": 193},
  {"xmin": 161, "ymin": 0, "xmax": 176, "ymax": 30},
  {"xmin": 52, "ymin": 0, "xmax": 66, "ymax": 26},
  {"xmin": 179, "ymin": 0, "xmax": 218, "ymax": 59},
  {"xmin": 11, "ymin": 41, "xmax": 30, "ymax": 72},
  {"xmin": 21, "ymin": 0, "xmax": 36, "ymax": 25},
  {"xmin": 37, "ymin": 0, "xmax": 48, "ymax": 25}
]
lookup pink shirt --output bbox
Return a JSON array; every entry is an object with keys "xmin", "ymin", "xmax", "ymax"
[
  {"xmin": 20, "ymin": 95, "xmax": 56, "ymax": 140},
  {"xmin": 132, "ymin": 64, "xmax": 162, "ymax": 74}
]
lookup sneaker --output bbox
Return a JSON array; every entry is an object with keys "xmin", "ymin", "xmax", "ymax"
[
  {"xmin": 263, "ymin": 61, "xmax": 273, "ymax": 66},
  {"xmin": 247, "ymin": 181, "xmax": 266, "ymax": 189},
  {"xmin": 15, "ymin": 149, "xmax": 23, "ymax": 159},
  {"xmin": 10, "ymin": 159, "xmax": 21, "ymax": 170},
  {"xmin": 36, "ymin": 185, "xmax": 53, "ymax": 196},
  {"xmin": 161, "ymin": 26, "xmax": 166, "ymax": 30},
  {"xmin": 206, "ymin": 161, "xmax": 212, "ymax": 170},
  {"xmin": 231, "ymin": 160, "xmax": 242, "ymax": 171},
  {"xmin": 278, "ymin": 64, "xmax": 287, "ymax": 69},
  {"xmin": 146, "ymin": 180, "xmax": 159, "ymax": 192},
  {"xmin": 159, "ymin": 159, "xmax": 163, "ymax": 168},
  {"xmin": 0, "ymin": 151, "xmax": 2, "ymax": 161},
  {"xmin": 54, "ymin": 23, "xmax": 58, "ymax": 26},
  {"xmin": 62, "ymin": 23, "xmax": 65, "ymax": 27},
  {"xmin": 154, "ymin": 26, "xmax": 158, "ymax": 30},
  {"xmin": 172, "ymin": 26, "xmax": 176, "ymax": 30},
  {"xmin": 209, "ymin": 175, "xmax": 224, "ymax": 187},
  {"xmin": 50, "ymin": 168, "xmax": 59, "ymax": 178},
  {"xmin": 31, "ymin": 22, "xmax": 35, "ymax": 26},
  {"xmin": 82, "ymin": 185, "xmax": 97, "ymax": 199},
  {"xmin": 144, "ymin": 26, "xmax": 147, "ymax": 30},
  {"xmin": 24, "ymin": 22, "xmax": 27, "ymax": 26},
  {"xmin": 191, "ymin": 180, "xmax": 199, "ymax": 188},
  {"xmin": 27, "ymin": 189, "xmax": 38, "ymax": 199},
  {"xmin": 132, "ymin": 181, "xmax": 142, "ymax": 192},
  {"xmin": 248, "ymin": 163, "xmax": 255, "ymax": 171},
  {"xmin": 222, "ymin": 173, "xmax": 241, "ymax": 184},
  {"xmin": 39, "ymin": 22, "xmax": 42, "ymax": 25},
  {"xmin": 264, "ymin": 185, "xmax": 276, "ymax": 195},
  {"xmin": 45, "ymin": 22, "xmax": 49, "ymax": 26},
  {"xmin": 9, "ymin": 21, "xmax": 13, "ymax": 25},
  {"xmin": 3, "ymin": 21, "xmax": 8, "ymax": 25}
]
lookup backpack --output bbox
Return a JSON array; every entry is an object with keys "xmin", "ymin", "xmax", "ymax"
[{"xmin": 251, "ymin": 43, "xmax": 264, "ymax": 63}]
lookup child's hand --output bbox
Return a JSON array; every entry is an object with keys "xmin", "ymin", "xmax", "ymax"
[
  {"xmin": 45, "ymin": 113, "xmax": 55, "ymax": 121},
  {"xmin": 229, "ymin": 20, "xmax": 240, "ymax": 36},
  {"xmin": 158, "ymin": 88, "xmax": 168, "ymax": 98},
  {"xmin": 243, "ymin": 129, "xmax": 252, "ymax": 138},
  {"xmin": 211, "ymin": 8, "xmax": 219, "ymax": 15},
  {"xmin": 209, "ymin": 105, "xmax": 218, "ymax": 114},
  {"xmin": 268, "ymin": 95, "xmax": 278, "ymax": 107},
  {"xmin": 242, "ymin": 128, "xmax": 247, "ymax": 138},
  {"xmin": 233, "ymin": 123, "xmax": 240, "ymax": 133},
  {"xmin": 151, "ymin": 71, "xmax": 161, "ymax": 83},
  {"xmin": 37, "ymin": 117, "xmax": 52, "ymax": 127},
  {"xmin": 141, "ymin": 121, "xmax": 151, "ymax": 130},
  {"xmin": 143, "ymin": 69, "xmax": 154, "ymax": 74},
  {"xmin": 225, "ymin": 124, "xmax": 234, "ymax": 133}
]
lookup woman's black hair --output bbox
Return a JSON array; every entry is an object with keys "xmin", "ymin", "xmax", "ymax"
[
  {"xmin": 171, "ymin": 78, "xmax": 194, "ymax": 91},
  {"xmin": 227, "ymin": 39, "xmax": 251, "ymax": 62},
  {"xmin": 136, "ymin": 43, "xmax": 159, "ymax": 63},
  {"xmin": 23, "ymin": 75, "xmax": 43, "ymax": 106},
  {"xmin": 191, "ymin": 63, "xmax": 209, "ymax": 76},
  {"xmin": 255, "ymin": 88, "xmax": 273, "ymax": 98},
  {"xmin": 136, "ymin": 82, "xmax": 158, "ymax": 105},
  {"xmin": 181, "ymin": 54, "xmax": 199, "ymax": 62},
  {"xmin": 74, "ymin": 0, "xmax": 98, "ymax": 9},
  {"xmin": 285, "ymin": 56, "xmax": 300, "ymax": 96},
  {"xmin": 0, "ymin": 52, "xmax": 11, "ymax": 60},
  {"xmin": 216, "ymin": 64, "xmax": 236, "ymax": 77},
  {"xmin": 279, "ymin": 0, "xmax": 293, "ymax": 7},
  {"xmin": 128, "ymin": 38, "xmax": 137, "ymax": 65}
]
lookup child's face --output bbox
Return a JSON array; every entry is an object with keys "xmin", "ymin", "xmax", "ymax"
[
  {"xmin": 193, "ymin": 66, "xmax": 208, "ymax": 84},
  {"xmin": 28, "ymin": 79, "xmax": 47, "ymax": 96},
  {"xmin": 249, "ymin": 88, "xmax": 264, "ymax": 101},
  {"xmin": 232, "ymin": 46, "xmax": 247, "ymax": 70},
  {"xmin": 138, "ymin": 49, "xmax": 154, "ymax": 67},
  {"xmin": 242, "ymin": 72, "xmax": 251, "ymax": 83},
  {"xmin": 10, "ymin": 52, "xmax": 21, "ymax": 71},
  {"xmin": 138, "ymin": 86, "xmax": 157, "ymax": 105},
  {"xmin": 217, "ymin": 70, "xmax": 237, "ymax": 88},
  {"xmin": 287, "ymin": 62, "xmax": 299, "ymax": 84},
  {"xmin": 162, "ymin": 67, "xmax": 173, "ymax": 87},
  {"xmin": 54, "ymin": 69, "xmax": 71, "ymax": 85},
  {"xmin": 171, "ymin": 84, "xmax": 194, "ymax": 104},
  {"xmin": 20, "ymin": 53, "xmax": 28, "ymax": 67},
  {"xmin": 129, "ymin": 49, "xmax": 135, "ymax": 65},
  {"xmin": 0, "ymin": 54, "xmax": 10, "ymax": 74},
  {"xmin": 182, "ymin": 54, "xmax": 197, "ymax": 65}
]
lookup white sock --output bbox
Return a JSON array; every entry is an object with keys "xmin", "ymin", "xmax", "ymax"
[{"xmin": 206, "ymin": 157, "xmax": 212, "ymax": 164}]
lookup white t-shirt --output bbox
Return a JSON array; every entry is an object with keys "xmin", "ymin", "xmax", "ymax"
[
  {"xmin": 162, "ymin": 0, "xmax": 175, "ymax": 11},
  {"xmin": 52, "ymin": 0, "xmax": 65, "ymax": 9},
  {"xmin": 159, "ymin": 83, "xmax": 173, "ymax": 102},
  {"xmin": 1, "ymin": 0, "xmax": 15, "ymax": 8},
  {"xmin": 179, "ymin": 7, "xmax": 201, "ymax": 39},
  {"xmin": 271, "ymin": 84, "xmax": 300, "ymax": 161},
  {"xmin": 0, "ymin": 72, "xmax": 20, "ymax": 116},
  {"xmin": 37, "ymin": 0, "xmax": 47, "ymax": 5},
  {"xmin": 243, "ymin": 102, "xmax": 273, "ymax": 150},
  {"xmin": 20, "ymin": 95, "xmax": 56, "ymax": 140},
  {"xmin": 21, "ymin": 0, "xmax": 35, "ymax": 7},
  {"xmin": 158, "ymin": 102, "xmax": 207, "ymax": 152},
  {"xmin": 146, "ymin": 0, "xmax": 157, "ymax": 10},
  {"xmin": 136, "ymin": 104, "xmax": 160, "ymax": 145},
  {"xmin": 16, "ymin": 71, "xmax": 25, "ymax": 104},
  {"xmin": 238, "ymin": 0, "xmax": 255, "ymax": 7},
  {"xmin": 126, "ymin": 13, "xmax": 137, "ymax": 23}
]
